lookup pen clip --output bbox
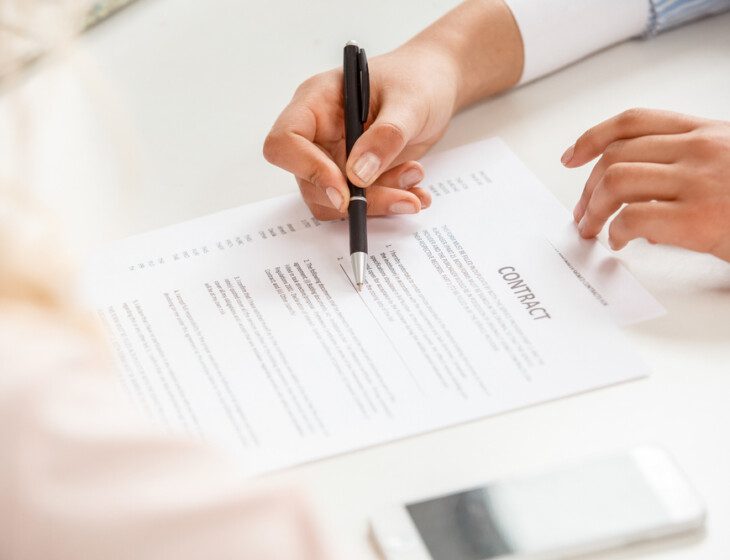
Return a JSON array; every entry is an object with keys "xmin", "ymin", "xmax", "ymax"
[{"xmin": 358, "ymin": 48, "xmax": 369, "ymax": 123}]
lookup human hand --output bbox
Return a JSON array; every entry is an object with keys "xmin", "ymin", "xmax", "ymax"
[
  {"xmin": 263, "ymin": 43, "xmax": 462, "ymax": 220},
  {"xmin": 563, "ymin": 109, "xmax": 730, "ymax": 262},
  {"xmin": 263, "ymin": 0, "xmax": 523, "ymax": 221}
]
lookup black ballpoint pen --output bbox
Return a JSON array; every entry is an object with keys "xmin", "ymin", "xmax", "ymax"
[{"xmin": 343, "ymin": 40, "xmax": 369, "ymax": 291}]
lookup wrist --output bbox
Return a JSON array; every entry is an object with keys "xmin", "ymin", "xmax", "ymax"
[
  {"xmin": 394, "ymin": 38, "xmax": 462, "ymax": 116},
  {"xmin": 406, "ymin": 0, "xmax": 524, "ymax": 111}
]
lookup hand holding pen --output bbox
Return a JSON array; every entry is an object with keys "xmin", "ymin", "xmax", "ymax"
[{"xmin": 263, "ymin": 46, "xmax": 440, "ymax": 220}]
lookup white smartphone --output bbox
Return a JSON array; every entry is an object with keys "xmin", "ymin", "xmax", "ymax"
[{"xmin": 371, "ymin": 447, "xmax": 705, "ymax": 560}]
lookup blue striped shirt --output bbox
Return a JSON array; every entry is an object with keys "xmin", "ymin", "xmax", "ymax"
[{"xmin": 648, "ymin": 0, "xmax": 730, "ymax": 35}]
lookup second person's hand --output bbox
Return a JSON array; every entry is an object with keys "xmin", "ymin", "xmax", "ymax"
[{"xmin": 564, "ymin": 108, "xmax": 730, "ymax": 262}]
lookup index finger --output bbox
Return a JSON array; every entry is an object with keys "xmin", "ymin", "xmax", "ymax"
[
  {"xmin": 263, "ymin": 102, "xmax": 349, "ymax": 212},
  {"xmin": 562, "ymin": 108, "xmax": 701, "ymax": 168}
]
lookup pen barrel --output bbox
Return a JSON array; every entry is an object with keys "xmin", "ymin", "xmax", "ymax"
[
  {"xmin": 343, "ymin": 44, "xmax": 364, "ymax": 155},
  {"xmin": 348, "ymin": 196, "xmax": 368, "ymax": 254},
  {"xmin": 344, "ymin": 43, "xmax": 368, "ymax": 259}
]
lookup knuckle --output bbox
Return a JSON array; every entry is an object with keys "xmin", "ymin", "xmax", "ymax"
[
  {"xmin": 294, "ymin": 77, "xmax": 316, "ymax": 95},
  {"xmin": 262, "ymin": 131, "xmax": 284, "ymax": 164},
  {"xmin": 602, "ymin": 140, "xmax": 626, "ymax": 162},
  {"xmin": 304, "ymin": 166, "xmax": 324, "ymax": 189},
  {"xmin": 687, "ymin": 132, "xmax": 718, "ymax": 155},
  {"xmin": 617, "ymin": 107, "xmax": 646, "ymax": 128},
  {"xmin": 294, "ymin": 72, "xmax": 329, "ymax": 96},
  {"xmin": 309, "ymin": 205, "xmax": 332, "ymax": 222},
  {"xmin": 374, "ymin": 121, "xmax": 408, "ymax": 148},
  {"xmin": 601, "ymin": 164, "xmax": 626, "ymax": 192},
  {"xmin": 616, "ymin": 206, "xmax": 640, "ymax": 231}
]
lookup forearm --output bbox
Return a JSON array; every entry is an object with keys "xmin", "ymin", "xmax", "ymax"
[
  {"xmin": 403, "ymin": 0, "xmax": 656, "ymax": 112},
  {"xmin": 405, "ymin": 0, "xmax": 524, "ymax": 111}
]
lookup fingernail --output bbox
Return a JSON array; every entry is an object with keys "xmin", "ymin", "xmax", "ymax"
[
  {"xmin": 609, "ymin": 237, "xmax": 618, "ymax": 250},
  {"xmin": 561, "ymin": 144, "xmax": 575, "ymax": 166},
  {"xmin": 326, "ymin": 187, "xmax": 343, "ymax": 210},
  {"xmin": 352, "ymin": 152, "xmax": 381, "ymax": 184},
  {"xmin": 577, "ymin": 215, "xmax": 586, "ymax": 233},
  {"xmin": 399, "ymin": 168, "xmax": 423, "ymax": 189},
  {"xmin": 389, "ymin": 201, "xmax": 418, "ymax": 214}
]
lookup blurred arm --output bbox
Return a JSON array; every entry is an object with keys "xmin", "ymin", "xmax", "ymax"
[
  {"xmin": 0, "ymin": 303, "xmax": 332, "ymax": 560},
  {"xmin": 0, "ymin": 188, "xmax": 331, "ymax": 560}
]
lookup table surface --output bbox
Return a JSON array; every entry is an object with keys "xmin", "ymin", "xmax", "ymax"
[{"xmin": 5, "ymin": 2, "xmax": 730, "ymax": 558}]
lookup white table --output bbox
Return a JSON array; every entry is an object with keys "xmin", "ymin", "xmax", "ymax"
[{"xmin": 6, "ymin": 2, "xmax": 730, "ymax": 558}]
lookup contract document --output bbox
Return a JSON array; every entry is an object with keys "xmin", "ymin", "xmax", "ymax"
[{"xmin": 85, "ymin": 138, "xmax": 662, "ymax": 475}]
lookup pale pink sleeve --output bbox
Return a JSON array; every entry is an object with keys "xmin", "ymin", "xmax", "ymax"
[{"xmin": 0, "ymin": 304, "xmax": 334, "ymax": 560}]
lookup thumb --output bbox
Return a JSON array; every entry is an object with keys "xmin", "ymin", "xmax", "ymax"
[{"xmin": 346, "ymin": 99, "xmax": 422, "ymax": 187}]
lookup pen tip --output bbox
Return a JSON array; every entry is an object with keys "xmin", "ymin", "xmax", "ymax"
[{"xmin": 357, "ymin": 282, "xmax": 363, "ymax": 292}]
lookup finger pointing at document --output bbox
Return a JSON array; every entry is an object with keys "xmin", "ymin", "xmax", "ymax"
[{"xmin": 563, "ymin": 108, "xmax": 730, "ymax": 262}]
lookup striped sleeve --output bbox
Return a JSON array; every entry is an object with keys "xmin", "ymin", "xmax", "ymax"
[
  {"xmin": 647, "ymin": 0, "xmax": 730, "ymax": 35},
  {"xmin": 504, "ymin": 0, "xmax": 649, "ymax": 83},
  {"xmin": 503, "ymin": 0, "xmax": 728, "ymax": 84}
]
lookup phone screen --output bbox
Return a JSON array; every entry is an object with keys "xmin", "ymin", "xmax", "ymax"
[{"xmin": 406, "ymin": 455, "xmax": 672, "ymax": 560}]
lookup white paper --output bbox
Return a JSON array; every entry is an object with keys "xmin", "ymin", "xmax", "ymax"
[
  {"xmin": 84, "ymin": 138, "xmax": 658, "ymax": 475},
  {"xmin": 419, "ymin": 140, "xmax": 665, "ymax": 325}
]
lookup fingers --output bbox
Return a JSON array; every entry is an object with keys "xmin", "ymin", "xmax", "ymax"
[
  {"xmin": 370, "ymin": 161, "xmax": 431, "ymax": 207},
  {"xmin": 298, "ymin": 178, "xmax": 428, "ymax": 221},
  {"xmin": 563, "ymin": 109, "xmax": 730, "ymax": 259},
  {"xmin": 573, "ymin": 134, "xmax": 686, "ymax": 222},
  {"xmin": 376, "ymin": 161, "xmax": 425, "ymax": 190},
  {"xmin": 345, "ymin": 96, "xmax": 424, "ymax": 187},
  {"xmin": 562, "ymin": 108, "xmax": 701, "ymax": 168},
  {"xmin": 608, "ymin": 201, "xmax": 693, "ymax": 251},
  {"xmin": 265, "ymin": 87, "xmax": 429, "ymax": 216},
  {"xmin": 306, "ymin": 187, "xmax": 422, "ymax": 219},
  {"xmin": 406, "ymin": 187, "xmax": 432, "ymax": 210},
  {"xmin": 297, "ymin": 157, "xmax": 429, "ymax": 218},
  {"xmin": 297, "ymin": 179, "xmax": 347, "ymax": 211},
  {"xmin": 577, "ymin": 162, "xmax": 681, "ymax": 239},
  {"xmin": 264, "ymin": 103, "xmax": 350, "ymax": 213},
  {"xmin": 365, "ymin": 187, "xmax": 423, "ymax": 215}
]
